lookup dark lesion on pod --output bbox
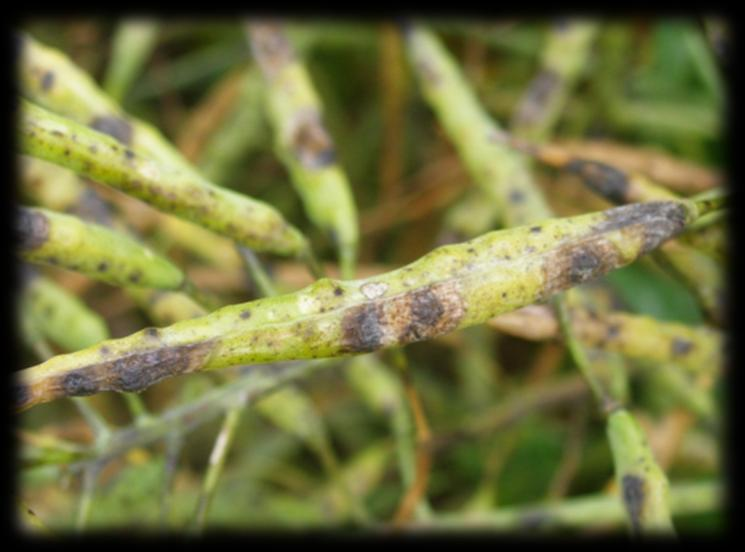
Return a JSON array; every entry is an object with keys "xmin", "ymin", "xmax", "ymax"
[
  {"xmin": 290, "ymin": 111, "xmax": 337, "ymax": 169},
  {"xmin": 40, "ymin": 70, "xmax": 55, "ymax": 92},
  {"xmin": 89, "ymin": 115, "xmax": 134, "ymax": 146},
  {"xmin": 513, "ymin": 68, "xmax": 561, "ymax": 126},
  {"xmin": 51, "ymin": 340, "xmax": 216, "ymax": 399},
  {"xmin": 565, "ymin": 159, "xmax": 630, "ymax": 204},
  {"xmin": 542, "ymin": 237, "xmax": 622, "ymax": 296},
  {"xmin": 594, "ymin": 202, "xmax": 689, "ymax": 254},
  {"xmin": 341, "ymin": 280, "xmax": 465, "ymax": 353},
  {"xmin": 671, "ymin": 337, "xmax": 694, "ymax": 357},
  {"xmin": 341, "ymin": 303, "xmax": 385, "ymax": 353},
  {"xmin": 14, "ymin": 383, "xmax": 32, "ymax": 411},
  {"xmin": 16, "ymin": 208, "xmax": 49, "ymax": 251},
  {"xmin": 621, "ymin": 474, "xmax": 646, "ymax": 534}
]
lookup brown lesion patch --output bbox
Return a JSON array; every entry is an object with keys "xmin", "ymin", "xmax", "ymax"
[
  {"xmin": 541, "ymin": 236, "xmax": 622, "ymax": 297},
  {"xmin": 16, "ymin": 208, "xmax": 49, "ymax": 250},
  {"xmin": 671, "ymin": 337, "xmax": 694, "ymax": 357},
  {"xmin": 513, "ymin": 68, "xmax": 561, "ymax": 126},
  {"xmin": 51, "ymin": 340, "xmax": 216, "ymax": 400},
  {"xmin": 341, "ymin": 280, "xmax": 465, "ymax": 353},
  {"xmin": 289, "ymin": 110, "xmax": 336, "ymax": 169}
]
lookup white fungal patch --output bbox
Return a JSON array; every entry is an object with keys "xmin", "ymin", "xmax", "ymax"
[
  {"xmin": 297, "ymin": 294, "xmax": 318, "ymax": 315},
  {"xmin": 361, "ymin": 281, "xmax": 388, "ymax": 300}
]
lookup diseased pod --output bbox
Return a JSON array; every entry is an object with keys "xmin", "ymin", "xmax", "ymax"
[{"xmin": 16, "ymin": 199, "xmax": 705, "ymax": 411}]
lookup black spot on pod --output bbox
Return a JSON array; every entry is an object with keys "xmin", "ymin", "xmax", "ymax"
[
  {"xmin": 402, "ymin": 288, "xmax": 445, "ymax": 341},
  {"xmin": 90, "ymin": 115, "xmax": 133, "ymax": 146},
  {"xmin": 40, "ymin": 70, "xmax": 55, "ymax": 92},
  {"xmin": 16, "ymin": 208, "xmax": 49, "ymax": 250},
  {"xmin": 568, "ymin": 248, "xmax": 602, "ymax": 285},
  {"xmin": 61, "ymin": 370, "xmax": 100, "ymax": 397},
  {"xmin": 508, "ymin": 189, "xmax": 526, "ymax": 204},
  {"xmin": 341, "ymin": 303, "xmax": 384, "ymax": 353},
  {"xmin": 621, "ymin": 474, "xmax": 646, "ymax": 534},
  {"xmin": 14, "ymin": 383, "xmax": 31, "ymax": 411},
  {"xmin": 671, "ymin": 338, "xmax": 694, "ymax": 357},
  {"xmin": 565, "ymin": 159, "xmax": 630, "ymax": 205},
  {"xmin": 514, "ymin": 69, "xmax": 560, "ymax": 125},
  {"xmin": 518, "ymin": 511, "xmax": 551, "ymax": 531},
  {"xmin": 239, "ymin": 310, "xmax": 251, "ymax": 320}
]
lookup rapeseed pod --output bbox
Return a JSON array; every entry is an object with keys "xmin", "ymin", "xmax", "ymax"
[
  {"xmin": 15, "ymin": 199, "xmax": 708, "ymax": 411},
  {"xmin": 248, "ymin": 22, "xmax": 359, "ymax": 279}
]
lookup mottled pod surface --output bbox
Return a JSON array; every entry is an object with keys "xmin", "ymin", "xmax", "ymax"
[{"xmin": 16, "ymin": 200, "xmax": 695, "ymax": 411}]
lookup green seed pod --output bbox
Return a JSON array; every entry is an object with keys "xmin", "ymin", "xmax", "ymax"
[
  {"xmin": 126, "ymin": 288, "xmax": 208, "ymax": 327},
  {"xmin": 255, "ymin": 386, "xmax": 327, "ymax": 453},
  {"xmin": 197, "ymin": 69, "xmax": 268, "ymax": 186},
  {"xmin": 22, "ymin": 272, "xmax": 109, "ymax": 352},
  {"xmin": 511, "ymin": 20, "xmax": 598, "ymax": 141},
  {"xmin": 248, "ymin": 23, "xmax": 359, "ymax": 278},
  {"xmin": 406, "ymin": 24, "xmax": 552, "ymax": 227},
  {"xmin": 17, "ymin": 206, "xmax": 184, "ymax": 290},
  {"xmin": 102, "ymin": 20, "xmax": 159, "ymax": 103},
  {"xmin": 15, "ymin": 199, "xmax": 705, "ymax": 411},
  {"xmin": 19, "ymin": 100, "xmax": 310, "ymax": 258},
  {"xmin": 606, "ymin": 409, "xmax": 675, "ymax": 535}
]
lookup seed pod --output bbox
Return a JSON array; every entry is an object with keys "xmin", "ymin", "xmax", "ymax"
[
  {"xmin": 511, "ymin": 19, "xmax": 598, "ymax": 141},
  {"xmin": 196, "ymin": 69, "xmax": 268, "ymax": 186},
  {"xmin": 255, "ymin": 386, "xmax": 327, "ymax": 453},
  {"xmin": 489, "ymin": 304, "xmax": 722, "ymax": 374},
  {"xmin": 21, "ymin": 270, "xmax": 109, "ymax": 352},
  {"xmin": 14, "ymin": 199, "xmax": 703, "ymax": 412},
  {"xmin": 405, "ymin": 24, "xmax": 551, "ymax": 227},
  {"xmin": 606, "ymin": 409, "xmax": 675, "ymax": 534},
  {"xmin": 248, "ymin": 22, "xmax": 359, "ymax": 278},
  {"xmin": 19, "ymin": 100, "xmax": 309, "ymax": 258},
  {"xmin": 126, "ymin": 288, "xmax": 207, "ymax": 327},
  {"xmin": 17, "ymin": 206, "xmax": 184, "ymax": 290},
  {"xmin": 102, "ymin": 20, "xmax": 159, "ymax": 103}
]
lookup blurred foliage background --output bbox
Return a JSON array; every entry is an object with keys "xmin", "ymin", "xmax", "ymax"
[{"xmin": 16, "ymin": 17, "xmax": 726, "ymax": 534}]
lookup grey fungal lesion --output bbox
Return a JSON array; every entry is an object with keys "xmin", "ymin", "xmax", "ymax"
[
  {"xmin": 565, "ymin": 159, "xmax": 630, "ymax": 204},
  {"xmin": 89, "ymin": 115, "xmax": 133, "ymax": 146},
  {"xmin": 16, "ymin": 207, "xmax": 49, "ymax": 250},
  {"xmin": 621, "ymin": 474, "xmax": 646, "ymax": 534},
  {"xmin": 289, "ymin": 110, "xmax": 337, "ymax": 169},
  {"xmin": 341, "ymin": 280, "xmax": 465, "ymax": 353},
  {"xmin": 53, "ymin": 340, "xmax": 216, "ymax": 399},
  {"xmin": 595, "ymin": 201, "xmax": 690, "ymax": 253},
  {"xmin": 40, "ymin": 70, "xmax": 55, "ymax": 92},
  {"xmin": 513, "ymin": 68, "xmax": 561, "ymax": 126},
  {"xmin": 248, "ymin": 22, "xmax": 296, "ymax": 79}
]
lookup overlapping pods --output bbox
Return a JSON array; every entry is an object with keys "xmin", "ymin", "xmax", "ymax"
[{"xmin": 16, "ymin": 199, "xmax": 703, "ymax": 411}]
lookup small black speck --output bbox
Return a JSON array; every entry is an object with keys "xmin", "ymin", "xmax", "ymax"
[
  {"xmin": 671, "ymin": 337, "xmax": 694, "ymax": 357},
  {"xmin": 509, "ymin": 189, "xmax": 526, "ymax": 204},
  {"xmin": 124, "ymin": 149, "xmax": 135, "ymax": 160},
  {"xmin": 129, "ymin": 271, "xmax": 142, "ymax": 284},
  {"xmin": 239, "ymin": 310, "xmax": 251, "ymax": 319},
  {"xmin": 334, "ymin": 287, "xmax": 343, "ymax": 296},
  {"xmin": 144, "ymin": 327, "xmax": 159, "ymax": 338},
  {"xmin": 501, "ymin": 292, "xmax": 507, "ymax": 298},
  {"xmin": 97, "ymin": 262, "xmax": 108, "ymax": 272},
  {"xmin": 40, "ymin": 70, "xmax": 55, "ymax": 91},
  {"xmin": 530, "ymin": 226, "xmax": 542, "ymax": 233},
  {"xmin": 100, "ymin": 346, "xmax": 111, "ymax": 355}
]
